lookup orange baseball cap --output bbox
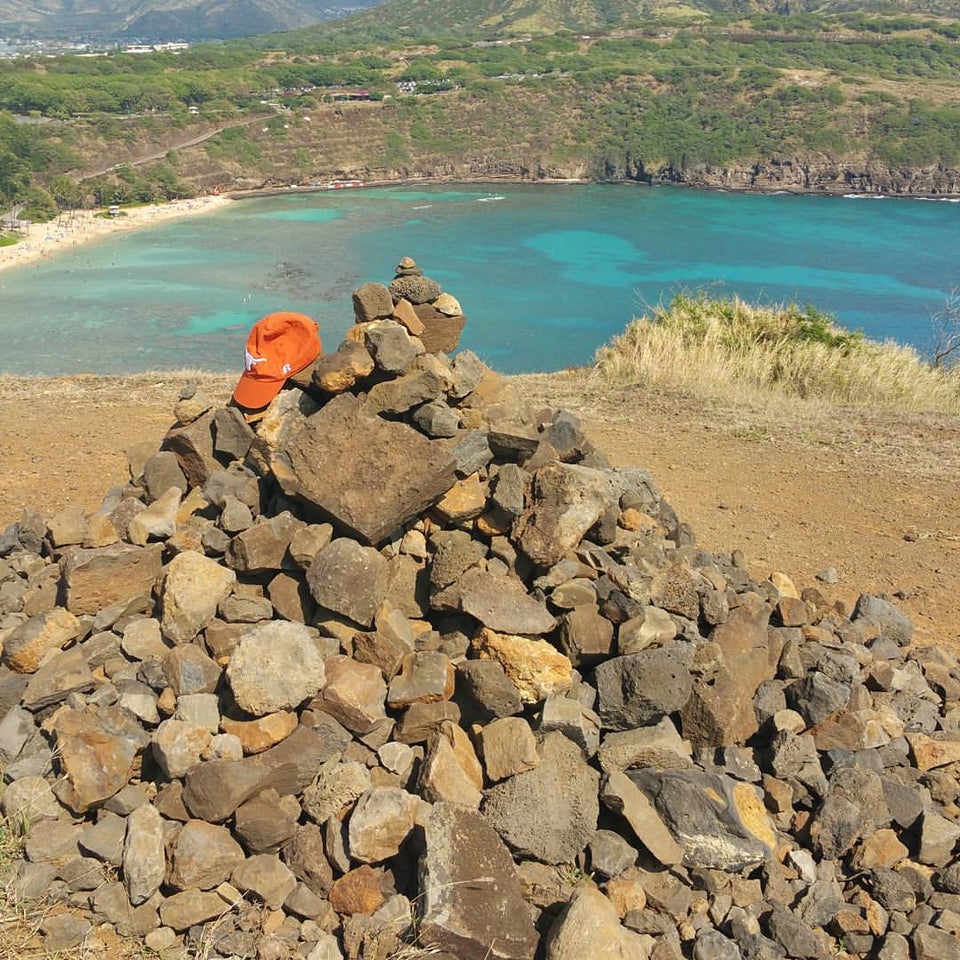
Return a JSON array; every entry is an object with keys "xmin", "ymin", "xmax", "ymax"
[{"xmin": 232, "ymin": 312, "xmax": 322, "ymax": 410}]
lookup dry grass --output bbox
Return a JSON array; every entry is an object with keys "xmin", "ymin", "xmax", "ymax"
[
  {"xmin": 590, "ymin": 294, "xmax": 960, "ymax": 415},
  {"xmin": 0, "ymin": 371, "xmax": 235, "ymax": 405}
]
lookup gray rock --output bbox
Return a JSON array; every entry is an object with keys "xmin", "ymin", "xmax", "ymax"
[
  {"xmin": 601, "ymin": 770, "xmax": 683, "ymax": 867},
  {"xmin": 123, "ymin": 803, "xmax": 165, "ymax": 906},
  {"xmin": 588, "ymin": 829, "xmax": 638, "ymax": 879},
  {"xmin": 22, "ymin": 646, "xmax": 95, "ymax": 710},
  {"xmin": 853, "ymin": 595, "xmax": 913, "ymax": 646},
  {"xmin": 182, "ymin": 724, "xmax": 336, "ymax": 822},
  {"xmin": 7, "ymin": 861, "xmax": 57, "ymax": 904},
  {"xmin": 142, "ymin": 450, "xmax": 188, "ymax": 504},
  {"xmin": 918, "ymin": 808, "xmax": 960, "ymax": 866},
  {"xmin": 630, "ymin": 769, "xmax": 777, "ymax": 871},
  {"xmin": 540, "ymin": 695, "xmax": 601, "ymax": 757},
  {"xmin": 449, "ymin": 349, "xmax": 487, "ymax": 399},
  {"xmin": 2, "ymin": 775, "xmax": 61, "ymax": 828},
  {"xmin": 23, "ymin": 817, "xmax": 82, "ymax": 864},
  {"xmin": 232, "ymin": 853, "xmax": 297, "ymax": 910},
  {"xmin": 595, "ymin": 643, "xmax": 694, "ymax": 731},
  {"xmin": 460, "ymin": 567, "xmax": 557, "ymax": 635},
  {"xmin": 79, "ymin": 812, "xmax": 127, "ymax": 865},
  {"xmin": 365, "ymin": 319, "xmax": 424, "ymax": 373},
  {"xmin": 120, "ymin": 617, "xmax": 167, "ymax": 661},
  {"xmin": 366, "ymin": 367, "xmax": 443, "ymax": 415},
  {"xmin": 766, "ymin": 903, "xmax": 827, "ymax": 959},
  {"xmin": 40, "ymin": 914, "xmax": 93, "ymax": 952},
  {"xmin": 235, "ymin": 789, "xmax": 300, "ymax": 854},
  {"xmin": 163, "ymin": 643, "xmax": 221, "ymax": 697},
  {"xmin": 695, "ymin": 930, "xmax": 743, "ymax": 960},
  {"xmin": 172, "ymin": 693, "xmax": 220, "ymax": 734},
  {"xmin": 451, "ymin": 429, "xmax": 494, "ymax": 476},
  {"xmin": 597, "ymin": 718, "xmax": 693, "ymax": 774},
  {"xmin": 412, "ymin": 399, "xmax": 460, "ymax": 438},
  {"xmin": 456, "ymin": 659, "xmax": 523, "ymax": 719},
  {"xmin": 418, "ymin": 801, "xmax": 539, "ymax": 960},
  {"xmin": 226, "ymin": 510, "xmax": 303, "ymax": 573},
  {"xmin": 214, "ymin": 405, "xmax": 256, "ymax": 461},
  {"xmin": 484, "ymin": 732, "xmax": 599, "ymax": 864},
  {"xmin": 203, "ymin": 463, "xmax": 261, "ymax": 513},
  {"xmin": 0, "ymin": 704, "xmax": 37, "ymax": 763},
  {"xmin": 307, "ymin": 537, "xmax": 390, "ymax": 629},
  {"xmin": 283, "ymin": 823, "xmax": 334, "ymax": 895},
  {"xmin": 91, "ymin": 880, "xmax": 160, "ymax": 937},
  {"xmin": 787, "ymin": 671, "xmax": 852, "ymax": 727},
  {"xmin": 226, "ymin": 620, "xmax": 326, "ymax": 715},
  {"xmin": 163, "ymin": 409, "xmax": 219, "ymax": 487}
]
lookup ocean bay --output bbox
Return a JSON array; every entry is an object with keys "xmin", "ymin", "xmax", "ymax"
[{"xmin": 1, "ymin": 183, "xmax": 957, "ymax": 376}]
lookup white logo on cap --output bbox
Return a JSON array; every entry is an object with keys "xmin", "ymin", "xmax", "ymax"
[
  {"xmin": 281, "ymin": 363, "xmax": 292, "ymax": 375},
  {"xmin": 244, "ymin": 350, "xmax": 267, "ymax": 372}
]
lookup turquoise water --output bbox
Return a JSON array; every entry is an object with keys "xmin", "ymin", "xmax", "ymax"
[{"xmin": 1, "ymin": 184, "xmax": 957, "ymax": 375}]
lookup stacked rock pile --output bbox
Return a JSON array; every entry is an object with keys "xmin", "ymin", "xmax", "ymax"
[{"xmin": 0, "ymin": 263, "xmax": 958, "ymax": 960}]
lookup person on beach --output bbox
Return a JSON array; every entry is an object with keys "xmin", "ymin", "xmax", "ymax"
[{"xmin": 232, "ymin": 311, "xmax": 322, "ymax": 418}]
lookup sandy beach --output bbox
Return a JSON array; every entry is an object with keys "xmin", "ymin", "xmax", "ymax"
[{"xmin": 0, "ymin": 193, "xmax": 232, "ymax": 274}]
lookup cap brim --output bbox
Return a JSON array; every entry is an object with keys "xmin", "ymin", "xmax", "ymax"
[{"xmin": 232, "ymin": 372, "xmax": 284, "ymax": 410}]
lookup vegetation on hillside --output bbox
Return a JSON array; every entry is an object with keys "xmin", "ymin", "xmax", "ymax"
[
  {"xmin": 591, "ymin": 295, "xmax": 960, "ymax": 413},
  {"xmin": 1, "ymin": 7, "xmax": 960, "ymax": 211}
]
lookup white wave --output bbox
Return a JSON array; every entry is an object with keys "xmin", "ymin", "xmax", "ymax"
[
  {"xmin": 476, "ymin": 195, "xmax": 505, "ymax": 203},
  {"xmin": 842, "ymin": 193, "xmax": 960, "ymax": 203}
]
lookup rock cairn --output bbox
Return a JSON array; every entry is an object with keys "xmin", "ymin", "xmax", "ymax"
[{"xmin": 0, "ymin": 261, "xmax": 958, "ymax": 960}]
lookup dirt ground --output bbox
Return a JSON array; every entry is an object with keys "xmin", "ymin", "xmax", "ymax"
[{"xmin": 1, "ymin": 371, "xmax": 957, "ymax": 653}]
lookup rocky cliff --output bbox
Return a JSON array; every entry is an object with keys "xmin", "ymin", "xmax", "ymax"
[{"xmin": 620, "ymin": 158, "xmax": 960, "ymax": 197}]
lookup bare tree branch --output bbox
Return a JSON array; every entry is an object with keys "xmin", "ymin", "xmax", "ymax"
[{"xmin": 932, "ymin": 289, "xmax": 960, "ymax": 369}]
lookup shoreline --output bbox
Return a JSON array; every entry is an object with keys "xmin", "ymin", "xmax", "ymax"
[
  {"xmin": 0, "ymin": 194, "xmax": 233, "ymax": 275},
  {"xmin": 1, "ymin": 177, "xmax": 955, "ymax": 277}
]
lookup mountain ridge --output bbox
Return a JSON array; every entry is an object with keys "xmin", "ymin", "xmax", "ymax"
[
  {"xmin": 3, "ymin": 0, "xmax": 960, "ymax": 42},
  {"xmin": 0, "ymin": 0, "xmax": 382, "ymax": 40}
]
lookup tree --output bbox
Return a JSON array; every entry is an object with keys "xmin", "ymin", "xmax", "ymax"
[
  {"xmin": 50, "ymin": 174, "xmax": 81, "ymax": 211},
  {"xmin": 20, "ymin": 185, "xmax": 57, "ymax": 222},
  {"xmin": 931, "ymin": 289, "xmax": 960, "ymax": 369}
]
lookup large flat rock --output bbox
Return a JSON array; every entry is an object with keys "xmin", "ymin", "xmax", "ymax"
[{"xmin": 277, "ymin": 393, "xmax": 459, "ymax": 545}]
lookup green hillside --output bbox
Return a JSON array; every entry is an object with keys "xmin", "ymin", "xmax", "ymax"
[{"xmin": 2, "ymin": 3, "xmax": 960, "ymax": 217}]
